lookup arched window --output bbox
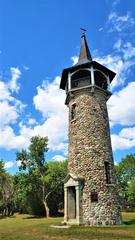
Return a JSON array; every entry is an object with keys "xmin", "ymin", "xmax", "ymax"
[
  {"xmin": 94, "ymin": 71, "xmax": 108, "ymax": 90},
  {"xmin": 71, "ymin": 70, "xmax": 91, "ymax": 89}
]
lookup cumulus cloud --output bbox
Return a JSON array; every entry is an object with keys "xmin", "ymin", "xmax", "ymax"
[
  {"xmin": 52, "ymin": 155, "xmax": 66, "ymax": 162},
  {"xmin": 8, "ymin": 67, "xmax": 21, "ymax": 93},
  {"xmin": 111, "ymin": 134, "xmax": 135, "ymax": 151},
  {"xmin": 95, "ymin": 41, "xmax": 135, "ymax": 89},
  {"xmin": 0, "ymin": 126, "xmax": 28, "ymax": 150},
  {"xmin": 108, "ymin": 82, "xmax": 135, "ymax": 126},
  {"xmin": 33, "ymin": 76, "xmax": 68, "ymax": 153},
  {"xmin": 0, "ymin": 81, "xmax": 10, "ymax": 100},
  {"xmin": 4, "ymin": 161, "xmax": 14, "ymax": 169},
  {"xmin": 0, "ymin": 101, "xmax": 19, "ymax": 129},
  {"xmin": 0, "ymin": 74, "xmax": 68, "ymax": 153},
  {"xmin": 120, "ymin": 127, "xmax": 135, "ymax": 139}
]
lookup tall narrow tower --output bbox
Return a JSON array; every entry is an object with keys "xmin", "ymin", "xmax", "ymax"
[{"xmin": 60, "ymin": 33, "xmax": 122, "ymax": 225}]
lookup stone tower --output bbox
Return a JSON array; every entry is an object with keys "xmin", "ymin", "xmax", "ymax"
[{"xmin": 60, "ymin": 33, "xmax": 122, "ymax": 225}]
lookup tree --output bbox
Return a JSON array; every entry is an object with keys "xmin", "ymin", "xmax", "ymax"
[
  {"xmin": 44, "ymin": 160, "xmax": 68, "ymax": 216},
  {"xmin": 13, "ymin": 171, "xmax": 44, "ymax": 215},
  {"xmin": 16, "ymin": 136, "xmax": 67, "ymax": 217},
  {"xmin": 128, "ymin": 179, "xmax": 135, "ymax": 204},
  {"xmin": 0, "ymin": 160, "xmax": 14, "ymax": 216},
  {"xmin": 115, "ymin": 154, "xmax": 135, "ymax": 208}
]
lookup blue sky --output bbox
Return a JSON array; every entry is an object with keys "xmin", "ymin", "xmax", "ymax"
[{"xmin": 0, "ymin": 0, "xmax": 135, "ymax": 174}]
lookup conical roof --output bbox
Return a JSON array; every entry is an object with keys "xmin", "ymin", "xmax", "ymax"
[
  {"xmin": 60, "ymin": 33, "xmax": 116, "ymax": 90},
  {"xmin": 77, "ymin": 33, "xmax": 92, "ymax": 65}
]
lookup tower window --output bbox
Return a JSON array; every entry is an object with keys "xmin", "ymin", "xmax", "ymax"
[
  {"xmin": 91, "ymin": 192, "xmax": 98, "ymax": 202},
  {"xmin": 71, "ymin": 103, "xmax": 76, "ymax": 120},
  {"xmin": 71, "ymin": 70, "xmax": 91, "ymax": 89},
  {"xmin": 94, "ymin": 70, "xmax": 108, "ymax": 90},
  {"xmin": 104, "ymin": 162, "xmax": 111, "ymax": 184}
]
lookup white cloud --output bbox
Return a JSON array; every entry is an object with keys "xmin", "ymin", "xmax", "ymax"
[
  {"xmin": 0, "ymin": 101, "xmax": 19, "ymax": 129},
  {"xmin": 33, "ymin": 76, "xmax": 68, "ymax": 153},
  {"xmin": 119, "ymin": 127, "xmax": 135, "ymax": 139},
  {"xmin": 95, "ymin": 41, "xmax": 135, "ymax": 89},
  {"xmin": 71, "ymin": 56, "xmax": 78, "ymax": 65},
  {"xmin": 8, "ymin": 67, "xmax": 21, "ymax": 93},
  {"xmin": 4, "ymin": 76, "xmax": 68, "ymax": 153},
  {"xmin": 28, "ymin": 118, "xmax": 37, "ymax": 125},
  {"xmin": 108, "ymin": 11, "xmax": 134, "ymax": 32},
  {"xmin": 122, "ymin": 42, "xmax": 135, "ymax": 60},
  {"xmin": 0, "ymin": 68, "xmax": 25, "ymax": 130},
  {"xmin": 0, "ymin": 81, "xmax": 10, "ymax": 100},
  {"xmin": 108, "ymin": 82, "xmax": 135, "ymax": 126},
  {"xmin": 0, "ymin": 126, "xmax": 28, "ymax": 150},
  {"xmin": 111, "ymin": 133, "xmax": 135, "ymax": 151},
  {"xmin": 113, "ymin": 39, "xmax": 122, "ymax": 51},
  {"xmin": 4, "ymin": 161, "xmax": 14, "ymax": 169},
  {"xmin": 0, "ymin": 75, "xmax": 68, "ymax": 153},
  {"xmin": 52, "ymin": 155, "xmax": 66, "ymax": 162}
]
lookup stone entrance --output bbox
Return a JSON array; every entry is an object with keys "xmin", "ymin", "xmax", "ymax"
[{"xmin": 64, "ymin": 174, "xmax": 83, "ymax": 225}]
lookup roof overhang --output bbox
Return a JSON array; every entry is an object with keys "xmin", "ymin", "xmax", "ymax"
[{"xmin": 60, "ymin": 61, "xmax": 116, "ymax": 90}]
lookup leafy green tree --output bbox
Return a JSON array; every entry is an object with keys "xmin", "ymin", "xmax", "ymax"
[
  {"xmin": 44, "ymin": 160, "xmax": 68, "ymax": 216},
  {"xmin": 128, "ymin": 179, "xmax": 135, "ymax": 204},
  {"xmin": 0, "ymin": 159, "xmax": 5, "ymax": 215},
  {"xmin": 13, "ymin": 171, "xmax": 44, "ymax": 215},
  {"xmin": 16, "ymin": 136, "xmax": 67, "ymax": 217},
  {"xmin": 0, "ymin": 160, "xmax": 14, "ymax": 216},
  {"xmin": 115, "ymin": 154, "xmax": 135, "ymax": 208}
]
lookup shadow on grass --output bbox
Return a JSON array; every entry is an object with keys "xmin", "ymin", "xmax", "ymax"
[
  {"xmin": 23, "ymin": 212, "xmax": 63, "ymax": 220},
  {"xmin": 23, "ymin": 216, "xmax": 45, "ymax": 219},
  {"xmin": 0, "ymin": 215, "xmax": 16, "ymax": 220},
  {"xmin": 124, "ymin": 218, "xmax": 135, "ymax": 225}
]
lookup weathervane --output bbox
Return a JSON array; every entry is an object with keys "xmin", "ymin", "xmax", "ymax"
[{"xmin": 80, "ymin": 28, "xmax": 87, "ymax": 36}]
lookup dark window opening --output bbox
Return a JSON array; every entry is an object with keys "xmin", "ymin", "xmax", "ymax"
[
  {"xmin": 94, "ymin": 71, "xmax": 108, "ymax": 90},
  {"xmin": 105, "ymin": 161, "xmax": 111, "ymax": 184},
  {"xmin": 71, "ymin": 70, "xmax": 91, "ymax": 89},
  {"xmin": 91, "ymin": 192, "xmax": 98, "ymax": 202},
  {"xmin": 71, "ymin": 103, "xmax": 76, "ymax": 120}
]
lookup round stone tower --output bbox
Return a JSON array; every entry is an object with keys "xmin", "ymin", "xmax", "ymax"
[{"xmin": 60, "ymin": 33, "xmax": 122, "ymax": 225}]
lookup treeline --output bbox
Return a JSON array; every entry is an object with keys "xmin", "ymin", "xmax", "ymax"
[
  {"xmin": 0, "ymin": 135, "xmax": 135, "ymax": 217},
  {"xmin": 0, "ymin": 159, "xmax": 67, "ymax": 217},
  {"xmin": 0, "ymin": 136, "xmax": 68, "ymax": 217}
]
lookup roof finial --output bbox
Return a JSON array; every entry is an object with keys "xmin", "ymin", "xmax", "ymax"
[
  {"xmin": 80, "ymin": 28, "xmax": 87, "ymax": 37},
  {"xmin": 77, "ymin": 28, "xmax": 92, "ymax": 64}
]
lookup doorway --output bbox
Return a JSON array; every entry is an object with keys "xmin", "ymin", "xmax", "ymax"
[{"xmin": 67, "ymin": 186, "xmax": 76, "ymax": 219}]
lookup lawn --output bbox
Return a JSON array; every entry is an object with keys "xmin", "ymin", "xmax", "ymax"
[{"xmin": 0, "ymin": 212, "xmax": 135, "ymax": 240}]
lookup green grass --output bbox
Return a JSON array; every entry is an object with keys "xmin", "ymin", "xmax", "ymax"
[{"xmin": 0, "ymin": 213, "xmax": 135, "ymax": 240}]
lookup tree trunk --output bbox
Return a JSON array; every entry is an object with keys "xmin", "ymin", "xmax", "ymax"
[{"xmin": 43, "ymin": 199, "xmax": 50, "ymax": 218}]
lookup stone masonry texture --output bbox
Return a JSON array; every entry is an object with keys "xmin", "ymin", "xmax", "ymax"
[{"xmin": 67, "ymin": 87, "xmax": 122, "ymax": 225}]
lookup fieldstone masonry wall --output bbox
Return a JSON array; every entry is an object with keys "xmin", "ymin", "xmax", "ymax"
[{"xmin": 67, "ymin": 87, "xmax": 122, "ymax": 225}]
